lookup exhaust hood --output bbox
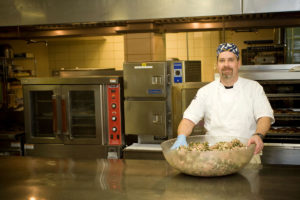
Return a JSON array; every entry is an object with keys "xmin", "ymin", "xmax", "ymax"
[
  {"xmin": 0, "ymin": 0, "xmax": 242, "ymax": 27},
  {"xmin": 0, "ymin": 0, "xmax": 300, "ymax": 39}
]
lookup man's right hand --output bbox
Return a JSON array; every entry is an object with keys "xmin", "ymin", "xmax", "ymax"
[{"xmin": 171, "ymin": 135, "xmax": 188, "ymax": 150}]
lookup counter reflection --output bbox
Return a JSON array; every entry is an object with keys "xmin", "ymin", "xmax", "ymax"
[{"xmin": 0, "ymin": 157, "xmax": 263, "ymax": 200}]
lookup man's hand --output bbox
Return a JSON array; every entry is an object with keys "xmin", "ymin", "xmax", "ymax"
[
  {"xmin": 247, "ymin": 135, "xmax": 264, "ymax": 154},
  {"xmin": 171, "ymin": 135, "xmax": 188, "ymax": 150}
]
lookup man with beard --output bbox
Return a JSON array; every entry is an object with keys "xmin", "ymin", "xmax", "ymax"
[{"xmin": 171, "ymin": 43, "xmax": 274, "ymax": 160}]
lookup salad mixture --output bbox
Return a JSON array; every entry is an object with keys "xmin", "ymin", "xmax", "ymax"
[{"xmin": 178, "ymin": 138, "xmax": 246, "ymax": 152}]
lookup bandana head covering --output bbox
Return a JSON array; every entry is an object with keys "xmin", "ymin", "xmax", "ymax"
[{"xmin": 216, "ymin": 43, "xmax": 239, "ymax": 59}]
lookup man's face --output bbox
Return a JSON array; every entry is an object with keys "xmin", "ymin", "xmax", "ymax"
[{"xmin": 217, "ymin": 51, "xmax": 240, "ymax": 80}]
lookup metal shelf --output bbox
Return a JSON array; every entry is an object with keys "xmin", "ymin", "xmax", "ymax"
[
  {"xmin": 34, "ymin": 116, "xmax": 52, "ymax": 120},
  {"xmin": 274, "ymin": 117, "xmax": 300, "ymax": 121},
  {"xmin": 71, "ymin": 124, "xmax": 96, "ymax": 128},
  {"xmin": 266, "ymin": 93, "xmax": 300, "ymax": 97},
  {"xmin": 71, "ymin": 114, "xmax": 95, "ymax": 118},
  {"xmin": 36, "ymin": 100, "xmax": 52, "ymax": 103}
]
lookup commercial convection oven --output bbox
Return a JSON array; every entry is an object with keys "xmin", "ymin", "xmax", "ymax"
[
  {"xmin": 123, "ymin": 61, "xmax": 201, "ymax": 144},
  {"xmin": 239, "ymin": 64, "xmax": 300, "ymax": 165},
  {"xmin": 21, "ymin": 76, "xmax": 124, "ymax": 159}
]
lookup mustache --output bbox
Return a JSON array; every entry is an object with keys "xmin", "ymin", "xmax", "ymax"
[{"xmin": 222, "ymin": 67, "xmax": 233, "ymax": 72}]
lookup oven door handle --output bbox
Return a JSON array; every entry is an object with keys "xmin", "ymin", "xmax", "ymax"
[
  {"xmin": 52, "ymin": 94, "xmax": 61, "ymax": 136},
  {"xmin": 61, "ymin": 96, "xmax": 69, "ymax": 136},
  {"xmin": 152, "ymin": 114, "xmax": 162, "ymax": 124}
]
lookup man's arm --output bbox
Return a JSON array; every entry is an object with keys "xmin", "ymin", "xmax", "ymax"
[
  {"xmin": 255, "ymin": 117, "xmax": 271, "ymax": 136},
  {"xmin": 171, "ymin": 118, "xmax": 196, "ymax": 149},
  {"xmin": 177, "ymin": 118, "xmax": 196, "ymax": 136},
  {"xmin": 248, "ymin": 117, "xmax": 271, "ymax": 154}
]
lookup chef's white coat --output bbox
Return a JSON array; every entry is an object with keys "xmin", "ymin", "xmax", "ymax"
[{"xmin": 183, "ymin": 77, "xmax": 274, "ymax": 138}]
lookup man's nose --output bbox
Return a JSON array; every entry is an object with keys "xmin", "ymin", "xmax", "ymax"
[
  {"xmin": 224, "ymin": 59, "xmax": 230, "ymax": 65},
  {"xmin": 222, "ymin": 60, "xmax": 229, "ymax": 66}
]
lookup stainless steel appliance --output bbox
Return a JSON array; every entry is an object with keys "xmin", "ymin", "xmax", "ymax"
[
  {"xmin": 123, "ymin": 62, "xmax": 171, "ymax": 144},
  {"xmin": 171, "ymin": 60, "xmax": 202, "ymax": 83},
  {"xmin": 239, "ymin": 64, "xmax": 300, "ymax": 165},
  {"xmin": 21, "ymin": 76, "xmax": 123, "ymax": 159},
  {"xmin": 123, "ymin": 61, "xmax": 201, "ymax": 144}
]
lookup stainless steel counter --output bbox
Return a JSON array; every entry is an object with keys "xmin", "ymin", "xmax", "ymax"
[{"xmin": 0, "ymin": 157, "xmax": 300, "ymax": 200}]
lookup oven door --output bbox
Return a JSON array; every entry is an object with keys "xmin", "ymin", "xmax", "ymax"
[
  {"xmin": 23, "ymin": 85, "xmax": 62, "ymax": 144},
  {"xmin": 61, "ymin": 85, "xmax": 103, "ymax": 145},
  {"xmin": 124, "ymin": 100, "xmax": 167, "ymax": 136},
  {"xmin": 123, "ymin": 62, "xmax": 168, "ymax": 98}
]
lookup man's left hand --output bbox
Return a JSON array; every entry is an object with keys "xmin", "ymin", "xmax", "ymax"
[{"xmin": 247, "ymin": 135, "xmax": 264, "ymax": 154}]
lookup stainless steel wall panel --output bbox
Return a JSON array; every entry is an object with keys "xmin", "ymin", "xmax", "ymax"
[
  {"xmin": 243, "ymin": 0, "xmax": 300, "ymax": 14},
  {"xmin": 239, "ymin": 64, "xmax": 300, "ymax": 80},
  {"xmin": 25, "ymin": 144, "xmax": 107, "ymax": 158},
  {"xmin": 0, "ymin": 0, "xmax": 242, "ymax": 26},
  {"xmin": 262, "ymin": 144, "xmax": 300, "ymax": 165}
]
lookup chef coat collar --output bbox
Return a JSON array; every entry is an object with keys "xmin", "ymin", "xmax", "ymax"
[
  {"xmin": 217, "ymin": 77, "xmax": 241, "ymax": 90},
  {"xmin": 224, "ymin": 85, "xmax": 233, "ymax": 89}
]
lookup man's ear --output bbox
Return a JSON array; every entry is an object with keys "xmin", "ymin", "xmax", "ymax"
[{"xmin": 237, "ymin": 58, "xmax": 241, "ymax": 69}]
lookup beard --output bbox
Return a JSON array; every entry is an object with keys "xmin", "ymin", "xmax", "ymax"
[{"xmin": 221, "ymin": 67, "xmax": 233, "ymax": 79}]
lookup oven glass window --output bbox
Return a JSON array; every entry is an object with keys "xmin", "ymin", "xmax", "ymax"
[
  {"xmin": 69, "ymin": 91, "xmax": 96, "ymax": 138},
  {"xmin": 30, "ymin": 91, "xmax": 54, "ymax": 137}
]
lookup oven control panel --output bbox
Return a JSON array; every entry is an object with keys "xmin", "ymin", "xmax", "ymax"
[{"xmin": 107, "ymin": 84, "xmax": 122, "ymax": 145}]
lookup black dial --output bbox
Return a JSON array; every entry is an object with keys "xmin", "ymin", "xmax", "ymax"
[
  {"xmin": 112, "ymin": 127, "xmax": 117, "ymax": 132},
  {"xmin": 111, "ymin": 103, "xmax": 117, "ymax": 109}
]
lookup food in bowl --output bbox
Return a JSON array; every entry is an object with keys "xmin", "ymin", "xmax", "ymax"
[
  {"xmin": 161, "ymin": 135, "xmax": 255, "ymax": 177},
  {"xmin": 179, "ymin": 138, "xmax": 245, "ymax": 152}
]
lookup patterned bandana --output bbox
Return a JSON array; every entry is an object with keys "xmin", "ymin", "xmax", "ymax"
[{"xmin": 216, "ymin": 43, "xmax": 239, "ymax": 59}]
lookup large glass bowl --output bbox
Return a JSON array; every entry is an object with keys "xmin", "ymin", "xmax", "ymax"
[{"xmin": 161, "ymin": 135, "xmax": 255, "ymax": 177}]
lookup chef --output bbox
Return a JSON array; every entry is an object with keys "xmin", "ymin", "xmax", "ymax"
[{"xmin": 171, "ymin": 43, "xmax": 274, "ymax": 158}]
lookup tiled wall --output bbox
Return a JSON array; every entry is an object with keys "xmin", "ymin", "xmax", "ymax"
[
  {"xmin": 124, "ymin": 33, "xmax": 166, "ymax": 62},
  {"xmin": 166, "ymin": 31, "xmax": 220, "ymax": 82},
  {"xmin": 48, "ymin": 36, "xmax": 124, "ymax": 72}
]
